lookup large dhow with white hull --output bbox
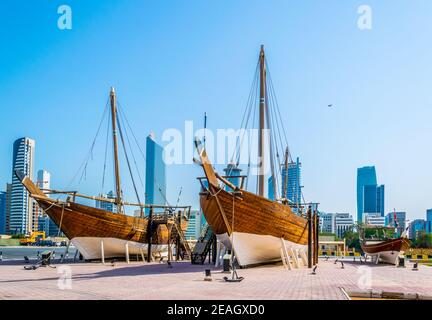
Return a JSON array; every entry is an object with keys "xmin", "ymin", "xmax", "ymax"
[
  {"xmin": 195, "ymin": 46, "xmax": 316, "ymax": 267},
  {"xmin": 17, "ymin": 88, "xmax": 191, "ymax": 261},
  {"xmin": 360, "ymin": 224, "xmax": 410, "ymax": 265}
]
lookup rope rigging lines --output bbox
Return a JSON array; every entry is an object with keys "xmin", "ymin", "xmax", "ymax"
[{"xmin": 227, "ymin": 51, "xmax": 308, "ymax": 207}]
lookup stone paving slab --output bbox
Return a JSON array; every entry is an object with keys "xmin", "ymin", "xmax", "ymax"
[{"xmin": 0, "ymin": 259, "xmax": 431, "ymax": 300}]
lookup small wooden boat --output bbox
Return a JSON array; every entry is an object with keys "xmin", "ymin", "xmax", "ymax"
[
  {"xmin": 195, "ymin": 46, "xmax": 311, "ymax": 267},
  {"xmin": 17, "ymin": 88, "xmax": 190, "ymax": 260},
  {"xmin": 360, "ymin": 226, "xmax": 410, "ymax": 265}
]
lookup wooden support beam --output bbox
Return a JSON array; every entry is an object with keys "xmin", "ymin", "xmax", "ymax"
[
  {"xmin": 147, "ymin": 207, "xmax": 153, "ymax": 262},
  {"xmin": 316, "ymin": 214, "xmax": 319, "ymax": 264},
  {"xmin": 307, "ymin": 207, "xmax": 312, "ymax": 268},
  {"xmin": 100, "ymin": 240, "xmax": 105, "ymax": 265},
  {"xmin": 140, "ymin": 248, "xmax": 145, "ymax": 263},
  {"xmin": 125, "ymin": 242, "xmax": 130, "ymax": 264}
]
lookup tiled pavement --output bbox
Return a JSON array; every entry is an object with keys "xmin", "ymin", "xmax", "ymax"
[{"xmin": 0, "ymin": 258, "xmax": 431, "ymax": 300}]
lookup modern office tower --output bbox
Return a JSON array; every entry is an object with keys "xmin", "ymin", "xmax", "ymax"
[
  {"xmin": 363, "ymin": 213, "xmax": 385, "ymax": 227},
  {"xmin": 357, "ymin": 166, "xmax": 377, "ymax": 222},
  {"xmin": 145, "ymin": 133, "xmax": 166, "ymax": 214},
  {"xmin": 32, "ymin": 170, "xmax": 51, "ymax": 232},
  {"xmin": 334, "ymin": 213, "xmax": 354, "ymax": 239},
  {"xmin": 426, "ymin": 209, "xmax": 432, "ymax": 234},
  {"xmin": 184, "ymin": 209, "xmax": 204, "ymax": 240},
  {"xmin": 0, "ymin": 191, "xmax": 6, "ymax": 234},
  {"xmin": 319, "ymin": 212, "xmax": 335, "ymax": 234},
  {"xmin": 95, "ymin": 191, "xmax": 116, "ymax": 213},
  {"xmin": 409, "ymin": 219, "xmax": 426, "ymax": 240},
  {"xmin": 281, "ymin": 157, "xmax": 302, "ymax": 205},
  {"xmin": 267, "ymin": 176, "xmax": 275, "ymax": 200},
  {"xmin": 223, "ymin": 163, "xmax": 242, "ymax": 191},
  {"xmin": 385, "ymin": 211, "xmax": 406, "ymax": 235},
  {"xmin": 10, "ymin": 137, "xmax": 35, "ymax": 235},
  {"xmin": 32, "ymin": 170, "xmax": 61, "ymax": 237},
  {"xmin": 5, "ymin": 183, "xmax": 11, "ymax": 234},
  {"xmin": 376, "ymin": 185, "xmax": 385, "ymax": 217},
  {"xmin": 363, "ymin": 184, "xmax": 385, "ymax": 217}
]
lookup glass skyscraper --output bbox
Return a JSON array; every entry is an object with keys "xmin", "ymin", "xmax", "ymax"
[
  {"xmin": 409, "ymin": 219, "xmax": 426, "ymax": 240},
  {"xmin": 10, "ymin": 137, "xmax": 35, "ymax": 235},
  {"xmin": 145, "ymin": 134, "xmax": 166, "ymax": 214},
  {"xmin": 363, "ymin": 184, "xmax": 385, "ymax": 217},
  {"xmin": 357, "ymin": 166, "xmax": 385, "ymax": 223},
  {"xmin": 95, "ymin": 191, "xmax": 116, "ymax": 213},
  {"xmin": 0, "ymin": 191, "xmax": 6, "ymax": 234},
  {"xmin": 223, "ymin": 163, "xmax": 242, "ymax": 191},
  {"xmin": 277, "ymin": 157, "xmax": 302, "ymax": 204},
  {"xmin": 426, "ymin": 209, "xmax": 432, "ymax": 234}
]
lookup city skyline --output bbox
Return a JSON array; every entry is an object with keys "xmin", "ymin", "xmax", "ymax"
[{"xmin": 1, "ymin": 1, "xmax": 432, "ymax": 220}]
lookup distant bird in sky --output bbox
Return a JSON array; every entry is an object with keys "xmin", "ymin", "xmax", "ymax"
[{"xmin": 328, "ymin": 104, "xmax": 333, "ymax": 108}]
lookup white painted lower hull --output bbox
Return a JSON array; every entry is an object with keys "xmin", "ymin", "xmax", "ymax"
[
  {"xmin": 71, "ymin": 237, "xmax": 168, "ymax": 260},
  {"xmin": 217, "ymin": 232, "xmax": 307, "ymax": 266},
  {"xmin": 367, "ymin": 250, "xmax": 401, "ymax": 265}
]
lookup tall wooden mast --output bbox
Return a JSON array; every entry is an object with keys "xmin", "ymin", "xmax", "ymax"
[
  {"xmin": 110, "ymin": 87, "xmax": 123, "ymax": 214},
  {"xmin": 258, "ymin": 45, "xmax": 266, "ymax": 197},
  {"xmin": 282, "ymin": 147, "xmax": 289, "ymax": 199}
]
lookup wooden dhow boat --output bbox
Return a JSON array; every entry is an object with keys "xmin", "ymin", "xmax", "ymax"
[
  {"xmin": 17, "ymin": 88, "xmax": 191, "ymax": 260},
  {"xmin": 194, "ymin": 46, "xmax": 312, "ymax": 267},
  {"xmin": 360, "ymin": 225, "xmax": 410, "ymax": 265}
]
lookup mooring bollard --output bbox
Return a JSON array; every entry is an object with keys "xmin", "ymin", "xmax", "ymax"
[
  {"xmin": 204, "ymin": 269, "xmax": 212, "ymax": 281},
  {"xmin": 398, "ymin": 256, "xmax": 405, "ymax": 268},
  {"xmin": 223, "ymin": 250, "xmax": 231, "ymax": 272}
]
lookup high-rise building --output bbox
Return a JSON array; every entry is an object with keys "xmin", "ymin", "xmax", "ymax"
[
  {"xmin": 363, "ymin": 213, "xmax": 385, "ymax": 227},
  {"xmin": 385, "ymin": 211, "xmax": 406, "ymax": 235},
  {"xmin": 223, "ymin": 163, "xmax": 242, "ymax": 191},
  {"xmin": 5, "ymin": 183, "xmax": 11, "ymax": 234},
  {"xmin": 33, "ymin": 170, "xmax": 60, "ymax": 237},
  {"xmin": 267, "ymin": 176, "xmax": 275, "ymax": 200},
  {"xmin": 10, "ymin": 137, "xmax": 35, "ymax": 234},
  {"xmin": 33, "ymin": 170, "xmax": 51, "ymax": 232},
  {"xmin": 334, "ymin": 213, "xmax": 354, "ymax": 239},
  {"xmin": 376, "ymin": 185, "xmax": 385, "ymax": 217},
  {"xmin": 426, "ymin": 209, "xmax": 432, "ymax": 234},
  {"xmin": 282, "ymin": 157, "xmax": 301, "ymax": 205},
  {"xmin": 184, "ymin": 209, "xmax": 205, "ymax": 240},
  {"xmin": 95, "ymin": 191, "xmax": 116, "ymax": 213},
  {"xmin": 363, "ymin": 184, "xmax": 385, "ymax": 218},
  {"xmin": 0, "ymin": 191, "xmax": 6, "ymax": 234},
  {"xmin": 357, "ymin": 166, "xmax": 385, "ymax": 222},
  {"xmin": 145, "ymin": 133, "xmax": 166, "ymax": 214},
  {"xmin": 409, "ymin": 219, "xmax": 426, "ymax": 240},
  {"xmin": 319, "ymin": 212, "xmax": 335, "ymax": 234}
]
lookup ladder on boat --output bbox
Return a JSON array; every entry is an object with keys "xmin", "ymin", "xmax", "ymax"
[
  {"xmin": 191, "ymin": 224, "xmax": 215, "ymax": 265},
  {"xmin": 169, "ymin": 216, "xmax": 192, "ymax": 260}
]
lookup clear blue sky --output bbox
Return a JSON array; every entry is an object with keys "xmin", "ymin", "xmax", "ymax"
[{"xmin": 0, "ymin": 1, "xmax": 431, "ymax": 220}]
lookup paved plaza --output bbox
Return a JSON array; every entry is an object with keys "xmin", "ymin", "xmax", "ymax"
[{"xmin": 0, "ymin": 258, "xmax": 431, "ymax": 300}]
